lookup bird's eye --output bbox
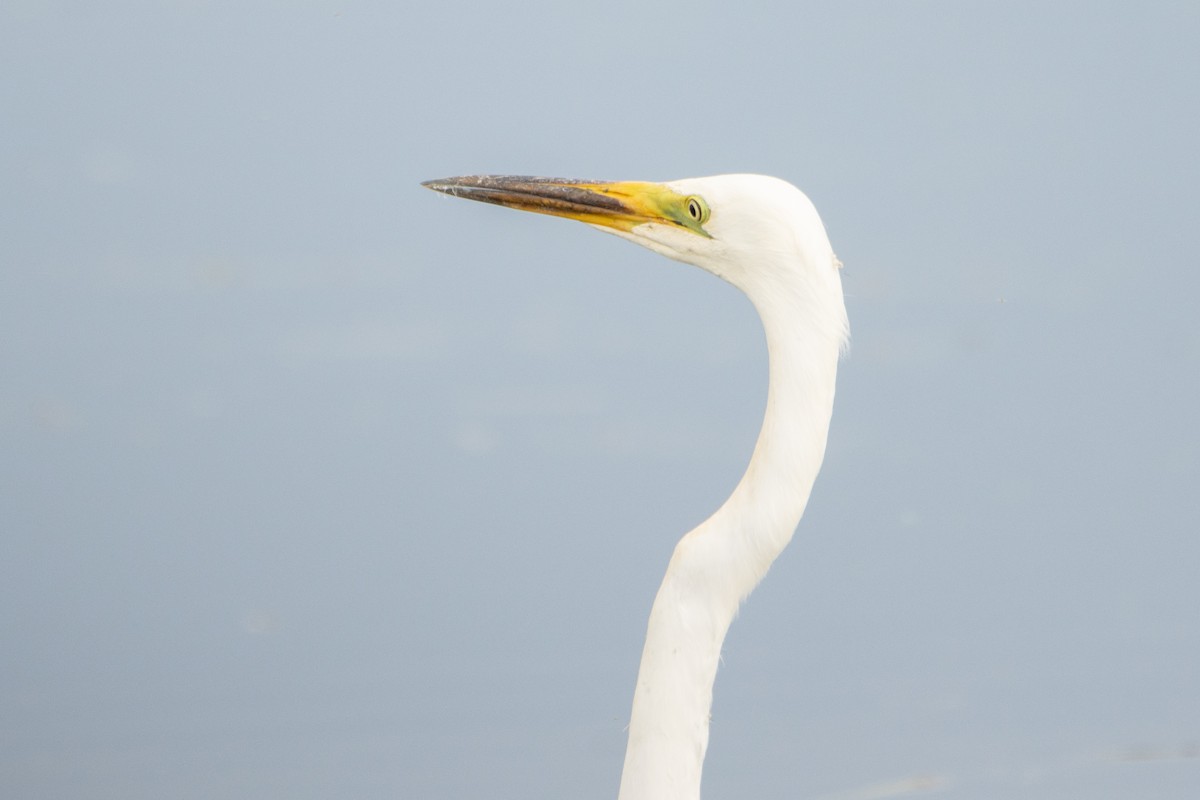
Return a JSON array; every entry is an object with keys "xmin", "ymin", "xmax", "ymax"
[{"xmin": 685, "ymin": 196, "xmax": 709, "ymax": 224}]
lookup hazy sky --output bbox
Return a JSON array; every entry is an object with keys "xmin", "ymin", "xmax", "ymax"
[{"xmin": 3, "ymin": 3, "xmax": 1198, "ymax": 799}]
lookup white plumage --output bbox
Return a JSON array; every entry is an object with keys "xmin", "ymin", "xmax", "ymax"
[{"xmin": 424, "ymin": 173, "xmax": 848, "ymax": 800}]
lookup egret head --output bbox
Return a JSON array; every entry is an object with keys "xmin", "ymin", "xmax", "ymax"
[{"xmin": 422, "ymin": 174, "xmax": 843, "ymax": 333}]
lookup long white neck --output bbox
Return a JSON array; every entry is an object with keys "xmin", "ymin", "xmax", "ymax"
[{"xmin": 616, "ymin": 272, "xmax": 845, "ymax": 800}]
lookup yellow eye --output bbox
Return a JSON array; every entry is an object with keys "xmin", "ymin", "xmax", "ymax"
[{"xmin": 685, "ymin": 196, "xmax": 709, "ymax": 224}]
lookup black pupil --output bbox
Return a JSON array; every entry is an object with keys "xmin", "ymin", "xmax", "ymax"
[{"xmin": 689, "ymin": 200, "xmax": 700, "ymax": 219}]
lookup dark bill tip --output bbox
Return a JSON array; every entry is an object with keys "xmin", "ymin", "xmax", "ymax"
[{"xmin": 420, "ymin": 174, "xmax": 631, "ymax": 218}]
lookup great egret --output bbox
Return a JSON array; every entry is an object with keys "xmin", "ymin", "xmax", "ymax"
[{"xmin": 422, "ymin": 174, "xmax": 848, "ymax": 800}]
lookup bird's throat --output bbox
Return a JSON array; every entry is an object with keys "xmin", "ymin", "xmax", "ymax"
[{"xmin": 616, "ymin": 284, "xmax": 844, "ymax": 800}]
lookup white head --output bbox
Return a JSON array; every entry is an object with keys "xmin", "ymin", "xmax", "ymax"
[{"xmin": 423, "ymin": 173, "xmax": 847, "ymax": 346}]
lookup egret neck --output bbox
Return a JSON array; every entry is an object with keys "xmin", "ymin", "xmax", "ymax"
[{"xmin": 618, "ymin": 269, "xmax": 843, "ymax": 800}]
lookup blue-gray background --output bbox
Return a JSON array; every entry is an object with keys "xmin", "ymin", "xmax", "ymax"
[{"xmin": 3, "ymin": 3, "xmax": 1197, "ymax": 799}]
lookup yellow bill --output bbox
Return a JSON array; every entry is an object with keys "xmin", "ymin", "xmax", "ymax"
[{"xmin": 421, "ymin": 175, "xmax": 711, "ymax": 238}]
